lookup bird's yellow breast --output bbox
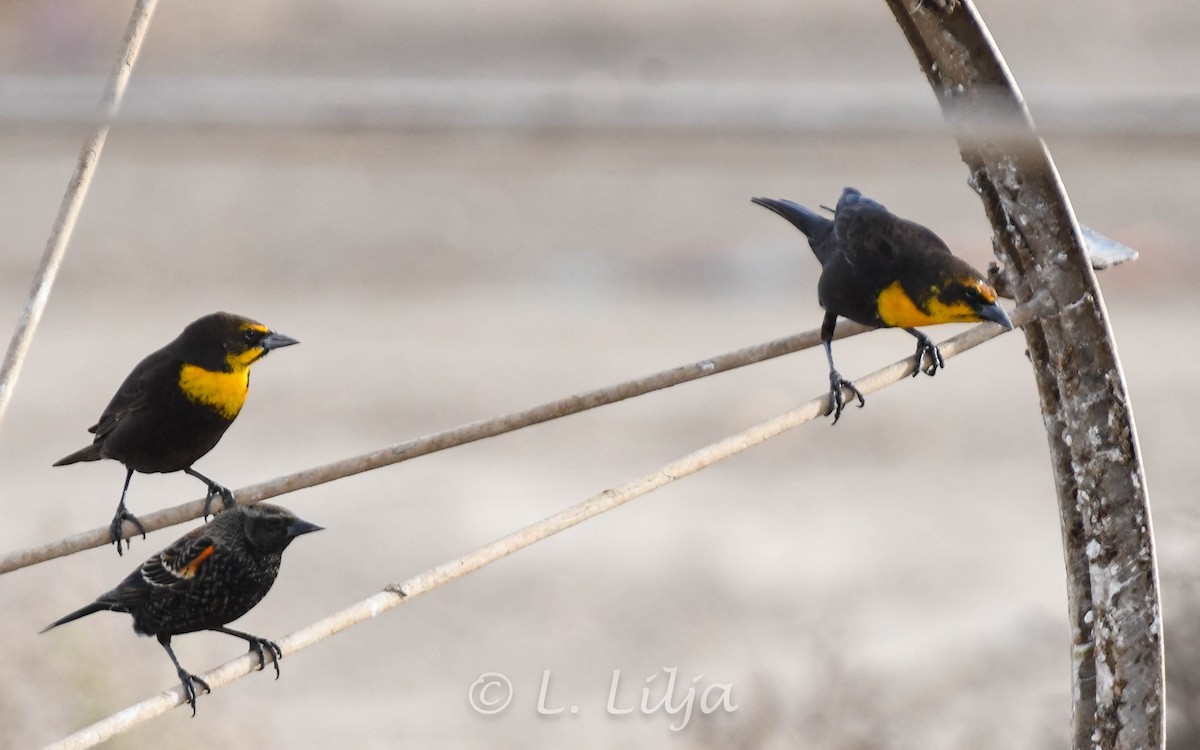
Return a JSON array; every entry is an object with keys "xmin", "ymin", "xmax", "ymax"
[
  {"xmin": 876, "ymin": 280, "xmax": 978, "ymax": 328},
  {"xmin": 177, "ymin": 350, "xmax": 259, "ymax": 420}
]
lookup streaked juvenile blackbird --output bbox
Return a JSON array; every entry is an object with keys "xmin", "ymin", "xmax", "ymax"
[
  {"xmin": 41, "ymin": 503, "xmax": 322, "ymax": 715},
  {"xmin": 53, "ymin": 312, "xmax": 299, "ymax": 553},
  {"xmin": 752, "ymin": 187, "xmax": 1013, "ymax": 422}
]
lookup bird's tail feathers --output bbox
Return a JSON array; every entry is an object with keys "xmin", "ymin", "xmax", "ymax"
[
  {"xmin": 53, "ymin": 443, "xmax": 103, "ymax": 467},
  {"xmin": 40, "ymin": 601, "xmax": 115, "ymax": 633},
  {"xmin": 751, "ymin": 196, "xmax": 832, "ymax": 240}
]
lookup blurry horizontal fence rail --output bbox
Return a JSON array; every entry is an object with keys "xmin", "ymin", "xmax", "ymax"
[
  {"xmin": 42, "ymin": 300, "xmax": 1045, "ymax": 750},
  {"xmin": 3, "ymin": 76, "xmax": 1200, "ymax": 136}
]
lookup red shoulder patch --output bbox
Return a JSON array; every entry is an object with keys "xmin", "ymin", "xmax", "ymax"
[
  {"xmin": 176, "ymin": 544, "xmax": 215, "ymax": 579},
  {"xmin": 143, "ymin": 537, "xmax": 216, "ymax": 588}
]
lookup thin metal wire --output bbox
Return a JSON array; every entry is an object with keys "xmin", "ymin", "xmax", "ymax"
[{"xmin": 0, "ymin": 319, "xmax": 873, "ymax": 575}]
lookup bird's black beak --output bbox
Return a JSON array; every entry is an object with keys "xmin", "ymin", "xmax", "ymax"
[
  {"xmin": 977, "ymin": 302, "xmax": 1014, "ymax": 331},
  {"xmin": 287, "ymin": 518, "xmax": 323, "ymax": 538},
  {"xmin": 261, "ymin": 331, "xmax": 300, "ymax": 351}
]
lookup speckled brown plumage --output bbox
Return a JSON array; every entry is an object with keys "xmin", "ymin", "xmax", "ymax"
[{"xmin": 42, "ymin": 503, "xmax": 322, "ymax": 715}]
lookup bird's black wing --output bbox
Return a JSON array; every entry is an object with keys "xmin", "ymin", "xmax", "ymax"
[
  {"xmin": 90, "ymin": 526, "xmax": 217, "ymax": 614},
  {"xmin": 835, "ymin": 201, "xmax": 953, "ymax": 270},
  {"xmin": 140, "ymin": 528, "xmax": 219, "ymax": 590},
  {"xmin": 87, "ymin": 347, "xmax": 177, "ymax": 439},
  {"xmin": 834, "ymin": 200, "xmax": 896, "ymax": 267}
]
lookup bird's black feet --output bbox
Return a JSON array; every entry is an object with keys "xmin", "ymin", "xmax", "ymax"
[
  {"xmin": 109, "ymin": 503, "xmax": 147, "ymax": 556},
  {"xmin": 911, "ymin": 332, "xmax": 945, "ymax": 377},
  {"xmin": 212, "ymin": 625, "xmax": 285, "ymax": 678},
  {"xmin": 186, "ymin": 468, "xmax": 236, "ymax": 519},
  {"xmin": 828, "ymin": 369, "xmax": 865, "ymax": 424},
  {"xmin": 176, "ymin": 668, "xmax": 211, "ymax": 716},
  {"xmin": 200, "ymin": 483, "xmax": 236, "ymax": 520},
  {"xmin": 245, "ymin": 636, "xmax": 284, "ymax": 679}
]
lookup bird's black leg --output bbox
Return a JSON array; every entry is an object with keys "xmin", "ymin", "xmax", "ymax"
[
  {"xmin": 110, "ymin": 467, "xmax": 146, "ymax": 555},
  {"xmin": 184, "ymin": 467, "xmax": 236, "ymax": 519},
  {"xmin": 821, "ymin": 313, "xmax": 864, "ymax": 424},
  {"xmin": 211, "ymin": 625, "xmax": 283, "ymax": 679},
  {"xmin": 158, "ymin": 634, "xmax": 210, "ymax": 716},
  {"xmin": 903, "ymin": 328, "xmax": 945, "ymax": 377}
]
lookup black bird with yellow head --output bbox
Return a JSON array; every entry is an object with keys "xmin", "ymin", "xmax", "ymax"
[
  {"xmin": 54, "ymin": 312, "xmax": 299, "ymax": 553},
  {"xmin": 752, "ymin": 187, "xmax": 1012, "ymax": 423}
]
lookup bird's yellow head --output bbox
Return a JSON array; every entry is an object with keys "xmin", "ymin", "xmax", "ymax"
[
  {"xmin": 876, "ymin": 275, "xmax": 1012, "ymax": 330},
  {"xmin": 176, "ymin": 312, "xmax": 299, "ymax": 420},
  {"xmin": 223, "ymin": 319, "xmax": 297, "ymax": 370}
]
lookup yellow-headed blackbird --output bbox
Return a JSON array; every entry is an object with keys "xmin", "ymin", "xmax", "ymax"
[
  {"xmin": 41, "ymin": 503, "xmax": 322, "ymax": 715},
  {"xmin": 53, "ymin": 312, "xmax": 299, "ymax": 553},
  {"xmin": 752, "ymin": 187, "xmax": 1013, "ymax": 422}
]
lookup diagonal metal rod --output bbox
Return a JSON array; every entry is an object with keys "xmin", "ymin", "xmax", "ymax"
[
  {"xmin": 37, "ymin": 299, "xmax": 1046, "ymax": 750},
  {"xmin": 0, "ymin": 319, "xmax": 871, "ymax": 575},
  {"xmin": 0, "ymin": 0, "xmax": 159, "ymax": 428}
]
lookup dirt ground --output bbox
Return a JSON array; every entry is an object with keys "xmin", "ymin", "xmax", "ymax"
[{"xmin": 1, "ymin": 2, "xmax": 1199, "ymax": 748}]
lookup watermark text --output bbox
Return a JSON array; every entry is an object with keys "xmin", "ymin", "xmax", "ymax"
[{"xmin": 468, "ymin": 667, "xmax": 737, "ymax": 731}]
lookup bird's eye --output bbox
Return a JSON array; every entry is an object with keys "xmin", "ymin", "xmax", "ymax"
[
  {"xmin": 243, "ymin": 330, "xmax": 260, "ymax": 345},
  {"xmin": 963, "ymin": 286, "xmax": 985, "ymax": 304}
]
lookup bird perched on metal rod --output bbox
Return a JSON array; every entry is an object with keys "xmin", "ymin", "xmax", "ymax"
[
  {"xmin": 41, "ymin": 503, "xmax": 322, "ymax": 715},
  {"xmin": 53, "ymin": 312, "xmax": 299, "ymax": 553},
  {"xmin": 752, "ymin": 187, "xmax": 1013, "ymax": 423}
]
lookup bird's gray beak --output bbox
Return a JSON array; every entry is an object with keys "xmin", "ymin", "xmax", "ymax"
[
  {"xmin": 261, "ymin": 331, "xmax": 300, "ymax": 351},
  {"xmin": 978, "ymin": 302, "xmax": 1014, "ymax": 331},
  {"xmin": 287, "ymin": 518, "xmax": 324, "ymax": 538}
]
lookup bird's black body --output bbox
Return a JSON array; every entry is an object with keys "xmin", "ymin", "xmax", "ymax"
[
  {"xmin": 42, "ymin": 503, "xmax": 322, "ymax": 714},
  {"xmin": 60, "ymin": 345, "xmax": 233, "ymax": 475},
  {"xmin": 753, "ymin": 187, "xmax": 1013, "ymax": 422},
  {"xmin": 54, "ymin": 312, "xmax": 299, "ymax": 553}
]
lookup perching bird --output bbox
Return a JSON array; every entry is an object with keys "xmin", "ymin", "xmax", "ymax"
[
  {"xmin": 41, "ymin": 503, "xmax": 322, "ymax": 715},
  {"xmin": 54, "ymin": 312, "xmax": 299, "ymax": 553},
  {"xmin": 752, "ymin": 187, "xmax": 1013, "ymax": 422}
]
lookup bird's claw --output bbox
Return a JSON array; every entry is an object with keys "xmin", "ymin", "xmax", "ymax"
[
  {"xmin": 177, "ymin": 669, "xmax": 211, "ymax": 716},
  {"xmin": 245, "ymin": 636, "xmax": 284, "ymax": 678},
  {"xmin": 828, "ymin": 370, "xmax": 865, "ymax": 424},
  {"xmin": 109, "ymin": 507, "xmax": 147, "ymax": 556},
  {"xmin": 201, "ymin": 484, "xmax": 236, "ymax": 520},
  {"xmin": 913, "ymin": 336, "xmax": 945, "ymax": 377}
]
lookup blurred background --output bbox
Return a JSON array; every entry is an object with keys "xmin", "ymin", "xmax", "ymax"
[{"xmin": 1, "ymin": 0, "xmax": 1198, "ymax": 747}]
